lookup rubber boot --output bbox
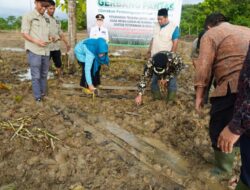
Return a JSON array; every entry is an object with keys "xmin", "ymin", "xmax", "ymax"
[
  {"xmin": 166, "ymin": 91, "xmax": 176, "ymax": 102},
  {"xmin": 235, "ymin": 179, "xmax": 250, "ymax": 190},
  {"xmin": 151, "ymin": 90, "xmax": 162, "ymax": 100},
  {"xmin": 211, "ymin": 148, "xmax": 238, "ymax": 176}
]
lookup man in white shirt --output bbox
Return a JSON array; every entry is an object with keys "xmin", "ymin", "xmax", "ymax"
[
  {"xmin": 89, "ymin": 14, "xmax": 109, "ymax": 42},
  {"xmin": 147, "ymin": 8, "xmax": 180, "ymax": 102}
]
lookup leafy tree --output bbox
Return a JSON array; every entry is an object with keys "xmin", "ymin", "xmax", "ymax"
[
  {"xmin": 56, "ymin": 0, "xmax": 86, "ymax": 30},
  {"xmin": 0, "ymin": 18, "xmax": 8, "ymax": 30},
  {"xmin": 0, "ymin": 16, "xmax": 21, "ymax": 30},
  {"xmin": 180, "ymin": 0, "xmax": 250, "ymax": 36}
]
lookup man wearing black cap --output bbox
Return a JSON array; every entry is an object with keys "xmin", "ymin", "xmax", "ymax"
[
  {"xmin": 135, "ymin": 51, "xmax": 184, "ymax": 105},
  {"xmin": 147, "ymin": 8, "xmax": 180, "ymax": 102},
  {"xmin": 89, "ymin": 14, "xmax": 109, "ymax": 42}
]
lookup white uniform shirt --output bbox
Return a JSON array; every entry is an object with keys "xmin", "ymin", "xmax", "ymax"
[{"xmin": 89, "ymin": 26, "xmax": 109, "ymax": 42}]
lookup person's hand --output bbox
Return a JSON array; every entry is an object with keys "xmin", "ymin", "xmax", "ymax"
[
  {"xmin": 217, "ymin": 126, "xmax": 240, "ymax": 153},
  {"xmin": 88, "ymin": 85, "xmax": 96, "ymax": 92},
  {"xmin": 135, "ymin": 94, "xmax": 142, "ymax": 105},
  {"xmin": 195, "ymin": 96, "xmax": 203, "ymax": 114},
  {"xmin": 158, "ymin": 79, "xmax": 168, "ymax": 87},
  {"xmin": 49, "ymin": 36, "xmax": 56, "ymax": 42},
  {"xmin": 35, "ymin": 39, "xmax": 48, "ymax": 47}
]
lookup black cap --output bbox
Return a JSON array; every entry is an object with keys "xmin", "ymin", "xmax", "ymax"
[
  {"xmin": 152, "ymin": 52, "xmax": 168, "ymax": 69},
  {"xmin": 158, "ymin": 8, "xmax": 168, "ymax": 17},
  {"xmin": 96, "ymin": 14, "xmax": 105, "ymax": 20}
]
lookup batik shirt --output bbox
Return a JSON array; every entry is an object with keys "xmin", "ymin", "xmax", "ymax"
[
  {"xmin": 228, "ymin": 44, "xmax": 250, "ymax": 135},
  {"xmin": 137, "ymin": 51, "xmax": 184, "ymax": 94}
]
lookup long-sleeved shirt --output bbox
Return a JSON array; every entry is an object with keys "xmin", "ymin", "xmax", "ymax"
[
  {"xmin": 137, "ymin": 51, "xmax": 184, "ymax": 94},
  {"xmin": 228, "ymin": 43, "xmax": 250, "ymax": 135},
  {"xmin": 194, "ymin": 22, "xmax": 250, "ymax": 97},
  {"xmin": 90, "ymin": 25, "xmax": 109, "ymax": 42},
  {"xmin": 75, "ymin": 42, "xmax": 95, "ymax": 85},
  {"xmin": 74, "ymin": 38, "xmax": 109, "ymax": 85}
]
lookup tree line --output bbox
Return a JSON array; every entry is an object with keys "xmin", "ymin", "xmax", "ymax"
[
  {"xmin": 0, "ymin": 16, "xmax": 68, "ymax": 31},
  {"xmin": 181, "ymin": 0, "xmax": 250, "ymax": 36},
  {"xmin": 0, "ymin": 0, "xmax": 249, "ymax": 37}
]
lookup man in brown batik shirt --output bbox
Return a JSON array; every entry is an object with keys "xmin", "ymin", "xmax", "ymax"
[{"xmin": 194, "ymin": 13, "xmax": 250, "ymax": 176}]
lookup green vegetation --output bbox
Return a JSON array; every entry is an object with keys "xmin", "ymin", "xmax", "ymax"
[
  {"xmin": 0, "ymin": 16, "xmax": 22, "ymax": 30},
  {"xmin": 0, "ymin": 0, "xmax": 249, "ymax": 35},
  {"xmin": 56, "ymin": 0, "xmax": 86, "ymax": 30},
  {"xmin": 0, "ymin": 16, "xmax": 68, "ymax": 31},
  {"xmin": 180, "ymin": 0, "xmax": 250, "ymax": 36}
]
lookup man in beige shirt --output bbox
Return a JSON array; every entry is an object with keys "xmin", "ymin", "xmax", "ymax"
[
  {"xmin": 47, "ymin": 0, "xmax": 70, "ymax": 80},
  {"xmin": 147, "ymin": 8, "xmax": 180, "ymax": 102},
  {"xmin": 194, "ymin": 13, "xmax": 250, "ymax": 176},
  {"xmin": 21, "ymin": 0, "xmax": 52, "ymax": 102}
]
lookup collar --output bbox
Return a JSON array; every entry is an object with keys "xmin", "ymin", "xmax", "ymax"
[
  {"xmin": 160, "ymin": 22, "xmax": 169, "ymax": 29},
  {"xmin": 34, "ymin": 9, "xmax": 44, "ymax": 17},
  {"xmin": 46, "ymin": 14, "xmax": 55, "ymax": 20}
]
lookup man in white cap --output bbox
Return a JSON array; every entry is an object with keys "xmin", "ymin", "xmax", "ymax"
[{"xmin": 89, "ymin": 14, "xmax": 109, "ymax": 42}]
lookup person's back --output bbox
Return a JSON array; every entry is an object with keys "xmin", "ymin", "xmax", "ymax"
[
  {"xmin": 198, "ymin": 22, "xmax": 250, "ymax": 97},
  {"xmin": 207, "ymin": 23, "xmax": 250, "ymax": 64},
  {"xmin": 194, "ymin": 13, "xmax": 250, "ymax": 180}
]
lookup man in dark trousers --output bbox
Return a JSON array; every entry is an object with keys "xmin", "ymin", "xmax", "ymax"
[
  {"xmin": 194, "ymin": 13, "xmax": 250, "ymax": 176},
  {"xmin": 47, "ymin": 0, "xmax": 70, "ymax": 80}
]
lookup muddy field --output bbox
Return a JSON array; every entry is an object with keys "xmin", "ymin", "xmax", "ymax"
[{"xmin": 0, "ymin": 31, "xmax": 240, "ymax": 190}]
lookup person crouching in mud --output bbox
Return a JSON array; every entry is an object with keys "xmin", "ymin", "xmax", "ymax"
[
  {"xmin": 135, "ymin": 51, "xmax": 184, "ymax": 105},
  {"xmin": 74, "ymin": 38, "xmax": 109, "ymax": 94}
]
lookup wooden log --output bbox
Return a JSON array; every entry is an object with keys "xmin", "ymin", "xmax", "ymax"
[
  {"xmin": 61, "ymin": 83, "xmax": 139, "ymax": 91},
  {"xmin": 60, "ymin": 90, "xmax": 134, "ymax": 99}
]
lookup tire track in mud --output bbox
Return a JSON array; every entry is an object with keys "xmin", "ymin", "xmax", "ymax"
[
  {"xmin": 52, "ymin": 104, "xmax": 185, "ymax": 190},
  {"xmin": 51, "ymin": 100, "xmax": 227, "ymax": 190}
]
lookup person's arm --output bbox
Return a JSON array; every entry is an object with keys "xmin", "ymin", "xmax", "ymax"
[
  {"xmin": 21, "ymin": 14, "xmax": 48, "ymax": 47},
  {"xmin": 171, "ymin": 26, "xmax": 180, "ymax": 52},
  {"xmin": 56, "ymin": 20, "xmax": 70, "ymax": 51},
  {"xmin": 22, "ymin": 33, "xmax": 48, "ymax": 47},
  {"xmin": 194, "ymin": 35, "xmax": 216, "ymax": 112},
  {"xmin": 147, "ymin": 38, "xmax": 153, "ymax": 58},
  {"xmin": 171, "ymin": 40, "xmax": 178, "ymax": 52},
  {"xmin": 135, "ymin": 61, "xmax": 153, "ymax": 105},
  {"xmin": 60, "ymin": 33, "xmax": 70, "ymax": 52},
  {"xmin": 83, "ymin": 45, "xmax": 95, "ymax": 89}
]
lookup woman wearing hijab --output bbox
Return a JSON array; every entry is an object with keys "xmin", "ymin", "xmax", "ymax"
[{"xmin": 74, "ymin": 38, "xmax": 109, "ymax": 93}]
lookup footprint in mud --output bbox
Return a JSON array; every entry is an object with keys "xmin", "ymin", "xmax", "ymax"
[{"xmin": 84, "ymin": 130, "xmax": 92, "ymax": 140}]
